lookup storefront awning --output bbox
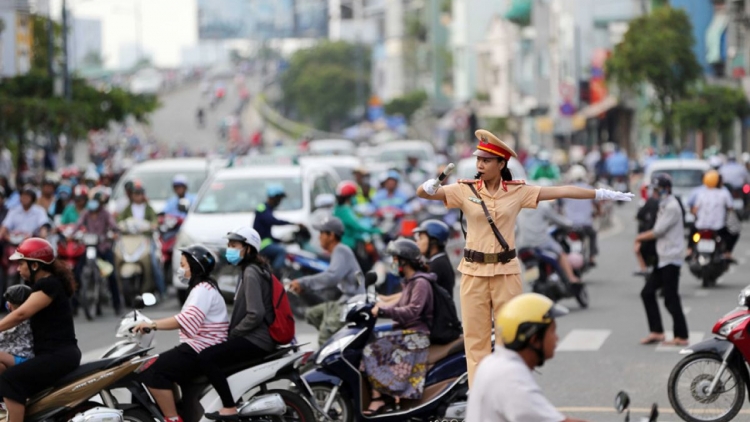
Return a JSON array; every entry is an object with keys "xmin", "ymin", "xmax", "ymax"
[{"xmin": 578, "ymin": 96, "xmax": 618, "ymax": 119}]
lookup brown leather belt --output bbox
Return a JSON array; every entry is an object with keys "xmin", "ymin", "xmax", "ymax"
[{"xmin": 464, "ymin": 249, "xmax": 516, "ymax": 264}]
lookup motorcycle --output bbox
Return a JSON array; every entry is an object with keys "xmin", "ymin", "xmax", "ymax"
[
  {"xmin": 158, "ymin": 213, "xmax": 184, "ymax": 283},
  {"xmin": 115, "ymin": 218, "xmax": 158, "ymax": 307},
  {"xmin": 687, "ymin": 229, "xmax": 730, "ymax": 288},
  {"xmin": 615, "ymin": 391, "xmax": 659, "ymax": 422},
  {"xmin": 728, "ymin": 185, "xmax": 749, "ymax": 221},
  {"xmin": 303, "ymin": 273, "xmax": 468, "ymax": 422},
  {"xmin": 99, "ymin": 295, "xmax": 321, "ymax": 422},
  {"xmin": 552, "ymin": 226, "xmax": 592, "ymax": 277},
  {"xmin": 666, "ymin": 284, "xmax": 750, "ymax": 422},
  {"xmin": 56, "ymin": 224, "xmax": 86, "ymax": 270},
  {"xmin": 518, "ymin": 247, "xmax": 589, "ymax": 308},
  {"xmin": 78, "ymin": 231, "xmax": 113, "ymax": 319}
]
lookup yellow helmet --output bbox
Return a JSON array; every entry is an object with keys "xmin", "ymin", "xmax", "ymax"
[
  {"xmin": 703, "ymin": 170, "xmax": 720, "ymax": 188},
  {"xmin": 497, "ymin": 293, "xmax": 569, "ymax": 350}
]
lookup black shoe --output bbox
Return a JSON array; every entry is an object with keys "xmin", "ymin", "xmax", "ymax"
[{"xmin": 205, "ymin": 412, "xmax": 239, "ymax": 421}]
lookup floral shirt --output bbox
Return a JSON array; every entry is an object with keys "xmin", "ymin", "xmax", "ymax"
[{"xmin": 0, "ymin": 320, "xmax": 34, "ymax": 359}]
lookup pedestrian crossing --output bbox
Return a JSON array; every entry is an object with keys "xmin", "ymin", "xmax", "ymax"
[{"xmin": 555, "ymin": 329, "xmax": 708, "ymax": 352}]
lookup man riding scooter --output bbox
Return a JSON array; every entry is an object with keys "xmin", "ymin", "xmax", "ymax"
[
  {"xmin": 163, "ymin": 174, "xmax": 195, "ymax": 219},
  {"xmin": 254, "ymin": 184, "xmax": 304, "ymax": 275},
  {"xmin": 0, "ymin": 186, "xmax": 49, "ymax": 241},
  {"xmin": 288, "ymin": 217, "xmax": 364, "ymax": 345}
]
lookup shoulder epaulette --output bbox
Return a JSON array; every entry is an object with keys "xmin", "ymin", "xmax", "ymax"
[{"xmin": 506, "ymin": 180, "xmax": 526, "ymax": 185}]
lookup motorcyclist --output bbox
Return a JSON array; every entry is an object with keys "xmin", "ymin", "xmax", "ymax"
[
  {"xmin": 116, "ymin": 183, "xmax": 166, "ymax": 296},
  {"xmin": 333, "ymin": 181, "xmax": 381, "ymax": 270},
  {"xmin": 466, "ymin": 293, "xmax": 587, "ymax": 422},
  {"xmin": 163, "ymin": 174, "xmax": 196, "ymax": 218},
  {"xmin": 61, "ymin": 185, "xmax": 89, "ymax": 225},
  {"xmin": 83, "ymin": 168, "xmax": 99, "ymax": 190},
  {"xmin": 253, "ymin": 184, "xmax": 303, "ymax": 274},
  {"xmin": 74, "ymin": 191, "xmax": 121, "ymax": 314},
  {"xmin": 719, "ymin": 150, "xmax": 749, "ymax": 191},
  {"xmin": 288, "ymin": 217, "xmax": 365, "ymax": 345},
  {"xmin": 36, "ymin": 176, "xmax": 58, "ymax": 217},
  {"xmin": 371, "ymin": 170, "xmax": 412, "ymax": 213},
  {"xmin": 0, "ymin": 176, "xmax": 19, "ymax": 210},
  {"xmin": 352, "ymin": 166, "xmax": 374, "ymax": 207},
  {"xmin": 691, "ymin": 170, "xmax": 734, "ymax": 260},
  {"xmin": 516, "ymin": 181, "xmax": 580, "ymax": 283},
  {"xmin": 605, "ymin": 146, "xmax": 630, "ymax": 188},
  {"xmin": 529, "ymin": 151, "xmax": 561, "ymax": 182},
  {"xmin": 413, "ymin": 219, "xmax": 455, "ymax": 297},
  {"xmin": 405, "ymin": 154, "xmax": 429, "ymax": 187},
  {"xmin": 0, "ymin": 186, "xmax": 49, "ymax": 241},
  {"xmin": 560, "ymin": 165, "xmax": 599, "ymax": 266}
]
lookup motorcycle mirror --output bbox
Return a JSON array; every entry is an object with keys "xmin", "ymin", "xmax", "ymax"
[
  {"xmin": 614, "ymin": 391, "xmax": 630, "ymax": 414},
  {"xmin": 133, "ymin": 295, "xmax": 145, "ymax": 310},
  {"xmin": 648, "ymin": 403, "xmax": 658, "ymax": 422},
  {"xmin": 355, "ymin": 271, "xmax": 365, "ymax": 287},
  {"xmin": 178, "ymin": 198, "xmax": 190, "ymax": 213},
  {"xmin": 365, "ymin": 271, "xmax": 378, "ymax": 287},
  {"xmin": 142, "ymin": 293, "xmax": 157, "ymax": 307}
]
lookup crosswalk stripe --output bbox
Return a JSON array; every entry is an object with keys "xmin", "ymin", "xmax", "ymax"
[
  {"xmin": 655, "ymin": 331, "xmax": 705, "ymax": 352},
  {"xmin": 556, "ymin": 329, "xmax": 611, "ymax": 351}
]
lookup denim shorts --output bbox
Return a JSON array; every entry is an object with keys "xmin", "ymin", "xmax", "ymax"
[{"xmin": 13, "ymin": 355, "xmax": 28, "ymax": 366}]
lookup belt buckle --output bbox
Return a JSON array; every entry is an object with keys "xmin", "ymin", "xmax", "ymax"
[
  {"xmin": 484, "ymin": 253, "xmax": 498, "ymax": 264},
  {"xmin": 464, "ymin": 251, "xmax": 474, "ymax": 263}
]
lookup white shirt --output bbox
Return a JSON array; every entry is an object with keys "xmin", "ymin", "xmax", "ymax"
[
  {"xmin": 175, "ymin": 282, "xmax": 229, "ymax": 352},
  {"xmin": 466, "ymin": 347, "xmax": 565, "ymax": 422},
  {"xmin": 130, "ymin": 203, "xmax": 146, "ymax": 221},
  {"xmin": 694, "ymin": 188, "xmax": 733, "ymax": 231}
]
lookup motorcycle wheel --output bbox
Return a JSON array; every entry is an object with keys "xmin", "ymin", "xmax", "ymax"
[
  {"xmin": 310, "ymin": 384, "xmax": 352, "ymax": 422},
  {"xmin": 702, "ymin": 275, "xmax": 717, "ymax": 288},
  {"xmin": 121, "ymin": 277, "xmax": 135, "ymax": 308},
  {"xmin": 571, "ymin": 283, "xmax": 589, "ymax": 309},
  {"xmin": 79, "ymin": 265, "xmax": 101, "ymax": 320},
  {"xmin": 668, "ymin": 352, "xmax": 745, "ymax": 422},
  {"xmin": 123, "ymin": 407, "xmax": 155, "ymax": 422},
  {"xmin": 267, "ymin": 389, "xmax": 317, "ymax": 422}
]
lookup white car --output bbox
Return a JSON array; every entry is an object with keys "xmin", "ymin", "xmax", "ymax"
[
  {"xmin": 173, "ymin": 162, "xmax": 340, "ymax": 301},
  {"xmin": 109, "ymin": 158, "xmax": 226, "ymax": 214},
  {"xmin": 456, "ymin": 156, "xmax": 528, "ymax": 181},
  {"xmin": 368, "ymin": 140, "xmax": 437, "ymax": 170},
  {"xmin": 298, "ymin": 155, "xmax": 361, "ymax": 182},
  {"xmin": 307, "ymin": 139, "xmax": 356, "ymax": 156}
]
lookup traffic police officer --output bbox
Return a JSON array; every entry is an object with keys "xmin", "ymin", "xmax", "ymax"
[
  {"xmin": 253, "ymin": 184, "xmax": 302, "ymax": 272},
  {"xmin": 416, "ymin": 129, "xmax": 634, "ymax": 387}
]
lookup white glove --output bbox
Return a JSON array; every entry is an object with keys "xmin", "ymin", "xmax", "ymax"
[
  {"xmin": 422, "ymin": 179, "xmax": 439, "ymax": 196},
  {"xmin": 595, "ymin": 188, "xmax": 635, "ymax": 201}
]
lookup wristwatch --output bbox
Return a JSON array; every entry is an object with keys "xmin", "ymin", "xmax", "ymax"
[{"xmin": 151, "ymin": 322, "xmax": 157, "ymax": 331}]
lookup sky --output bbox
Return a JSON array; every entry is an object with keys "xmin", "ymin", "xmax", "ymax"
[{"xmin": 50, "ymin": 0, "xmax": 198, "ymax": 69}]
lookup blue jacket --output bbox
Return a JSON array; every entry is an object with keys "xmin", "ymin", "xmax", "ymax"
[
  {"xmin": 163, "ymin": 193, "xmax": 196, "ymax": 218},
  {"xmin": 253, "ymin": 202, "xmax": 292, "ymax": 242}
]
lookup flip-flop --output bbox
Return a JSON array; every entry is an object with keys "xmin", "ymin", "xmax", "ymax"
[
  {"xmin": 363, "ymin": 398, "xmax": 388, "ymax": 416},
  {"xmin": 640, "ymin": 336, "xmax": 665, "ymax": 345},
  {"xmin": 661, "ymin": 339, "xmax": 689, "ymax": 346}
]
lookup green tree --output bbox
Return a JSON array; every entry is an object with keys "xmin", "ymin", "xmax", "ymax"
[
  {"xmin": 80, "ymin": 50, "xmax": 104, "ymax": 68},
  {"xmin": 281, "ymin": 41, "xmax": 370, "ymax": 130},
  {"xmin": 606, "ymin": 6, "xmax": 702, "ymax": 144},
  {"xmin": 673, "ymin": 85, "xmax": 750, "ymax": 143},
  {"xmin": 31, "ymin": 14, "xmax": 62, "ymax": 74},
  {"xmin": 384, "ymin": 90, "xmax": 428, "ymax": 121}
]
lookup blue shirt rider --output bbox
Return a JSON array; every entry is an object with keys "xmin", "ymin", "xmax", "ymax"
[
  {"xmin": 253, "ymin": 184, "xmax": 302, "ymax": 272},
  {"xmin": 163, "ymin": 174, "xmax": 196, "ymax": 218},
  {"xmin": 371, "ymin": 170, "xmax": 412, "ymax": 213}
]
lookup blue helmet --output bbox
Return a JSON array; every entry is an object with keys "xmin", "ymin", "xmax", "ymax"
[
  {"xmin": 266, "ymin": 184, "xmax": 286, "ymax": 198},
  {"xmin": 413, "ymin": 219, "xmax": 450, "ymax": 245}
]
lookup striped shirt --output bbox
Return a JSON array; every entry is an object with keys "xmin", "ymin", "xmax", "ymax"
[{"xmin": 175, "ymin": 282, "xmax": 229, "ymax": 352}]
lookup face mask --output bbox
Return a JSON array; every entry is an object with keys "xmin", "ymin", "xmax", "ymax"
[
  {"xmin": 225, "ymin": 248, "xmax": 242, "ymax": 266},
  {"xmin": 87, "ymin": 200, "xmax": 100, "ymax": 211},
  {"xmin": 177, "ymin": 267, "xmax": 188, "ymax": 283},
  {"xmin": 389, "ymin": 258, "xmax": 401, "ymax": 275},
  {"xmin": 4, "ymin": 302, "xmax": 9, "ymax": 312}
]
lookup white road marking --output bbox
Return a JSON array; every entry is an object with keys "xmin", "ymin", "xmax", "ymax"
[
  {"xmin": 655, "ymin": 331, "xmax": 705, "ymax": 352},
  {"xmin": 556, "ymin": 329, "xmax": 611, "ymax": 351}
]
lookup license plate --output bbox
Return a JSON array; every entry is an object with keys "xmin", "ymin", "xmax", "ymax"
[
  {"xmin": 697, "ymin": 239, "xmax": 716, "ymax": 253},
  {"xmin": 569, "ymin": 241, "xmax": 582, "ymax": 254},
  {"xmin": 734, "ymin": 199, "xmax": 744, "ymax": 210}
]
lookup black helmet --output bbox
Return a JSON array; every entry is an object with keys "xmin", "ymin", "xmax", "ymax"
[
  {"xmin": 651, "ymin": 172, "xmax": 673, "ymax": 190},
  {"xmin": 4, "ymin": 284, "xmax": 32, "ymax": 305},
  {"xmin": 386, "ymin": 238, "xmax": 422, "ymax": 262},
  {"xmin": 21, "ymin": 185, "xmax": 37, "ymax": 203},
  {"xmin": 179, "ymin": 244, "xmax": 217, "ymax": 275}
]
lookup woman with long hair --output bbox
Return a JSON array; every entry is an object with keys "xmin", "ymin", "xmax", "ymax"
[
  {"xmin": 0, "ymin": 238, "xmax": 81, "ymax": 422},
  {"xmin": 417, "ymin": 129, "xmax": 634, "ymax": 387},
  {"xmin": 135, "ymin": 245, "xmax": 228, "ymax": 422}
]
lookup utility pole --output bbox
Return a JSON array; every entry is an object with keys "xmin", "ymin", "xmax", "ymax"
[
  {"xmin": 353, "ymin": 0, "xmax": 364, "ymax": 119},
  {"xmin": 62, "ymin": 0, "xmax": 71, "ymax": 100}
]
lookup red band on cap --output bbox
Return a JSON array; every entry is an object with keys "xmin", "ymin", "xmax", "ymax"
[{"xmin": 476, "ymin": 141, "xmax": 511, "ymax": 160}]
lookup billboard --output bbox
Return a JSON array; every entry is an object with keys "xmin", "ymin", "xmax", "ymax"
[{"xmin": 198, "ymin": 0, "xmax": 328, "ymax": 40}]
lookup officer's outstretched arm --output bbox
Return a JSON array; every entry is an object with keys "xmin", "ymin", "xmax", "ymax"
[{"xmin": 416, "ymin": 184, "xmax": 446, "ymax": 202}]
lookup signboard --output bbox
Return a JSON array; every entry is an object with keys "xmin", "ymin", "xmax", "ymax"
[{"xmin": 198, "ymin": 0, "xmax": 328, "ymax": 40}]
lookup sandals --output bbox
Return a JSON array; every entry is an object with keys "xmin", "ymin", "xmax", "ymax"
[
  {"xmin": 363, "ymin": 398, "xmax": 389, "ymax": 416},
  {"xmin": 662, "ymin": 338, "xmax": 689, "ymax": 346},
  {"xmin": 640, "ymin": 334, "xmax": 665, "ymax": 345}
]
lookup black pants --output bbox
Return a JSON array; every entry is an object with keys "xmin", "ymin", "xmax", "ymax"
[
  {"xmin": 141, "ymin": 344, "xmax": 201, "ymax": 389},
  {"xmin": 579, "ymin": 225, "xmax": 598, "ymax": 257},
  {"xmin": 0, "ymin": 345, "xmax": 81, "ymax": 402},
  {"xmin": 641, "ymin": 264, "xmax": 689, "ymax": 339},
  {"xmin": 196, "ymin": 337, "xmax": 270, "ymax": 408}
]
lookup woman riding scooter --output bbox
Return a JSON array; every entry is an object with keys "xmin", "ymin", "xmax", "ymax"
[
  {"xmin": 134, "ymin": 244, "xmax": 229, "ymax": 422},
  {"xmin": 333, "ymin": 180, "xmax": 381, "ymax": 272}
]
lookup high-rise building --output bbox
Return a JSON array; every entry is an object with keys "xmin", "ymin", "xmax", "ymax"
[{"xmin": 0, "ymin": 0, "xmax": 32, "ymax": 77}]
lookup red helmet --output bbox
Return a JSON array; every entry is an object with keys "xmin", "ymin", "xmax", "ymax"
[
  {"xmin": 73, "ymin": 185, "xmax": 89, "ymax": 199},
  {"xmin": 10, "ymin": 238, "xmax": 55, "ymax": 265},
  {"xmin": 336, "ymin": 181, "xmax": 358, "ymax": 197}
]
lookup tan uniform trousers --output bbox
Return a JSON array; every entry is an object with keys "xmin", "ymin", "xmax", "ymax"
[{"xmin": 460, "ymin": 273, "xmax": 523, "ymax": 388}]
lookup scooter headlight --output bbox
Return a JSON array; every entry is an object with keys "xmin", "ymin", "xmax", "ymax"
[
  {"xmin": 316, "ymin": 334, "xmax": 357, "ymax": 365},
  {"xmin": 718, "ymin": 314, "xmax": 750, "ymax": 337}
]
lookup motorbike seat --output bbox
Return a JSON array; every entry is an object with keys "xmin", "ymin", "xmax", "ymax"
[
  {"xmin": 426, "ymin": 336, "xmax": 464, "ymax": 370},
  {"xmin": 51, "ymin": 357, "xmax": 119, "ymax": 388},
  {"xmin": 187, "ymin": 345, "xmax": 296, "ymax": 384}
]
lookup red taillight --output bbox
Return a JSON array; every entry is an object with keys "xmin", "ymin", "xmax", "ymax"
[
  {"xmin": 743, "ymin": 184, "xmax": 750, "ymax": 194},
  {"xmin": 568, "ymin": 232, "xmax": 580, "ymax": 241},
  {"xmin": 135, "ymin": 356, "xmax": 158, "ymax": 374},
  {"xmin": 698, "ymin": 230, "xmax": 714, "ymax": 239},
  {"xmin": 640, "ymin": 184, "xmax": 648, "ymax": 201}
]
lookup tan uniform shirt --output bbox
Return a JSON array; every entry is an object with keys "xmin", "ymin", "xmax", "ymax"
[{"xmin": 443, "ymin": 180, "xmax": 541, "ymax": 276}]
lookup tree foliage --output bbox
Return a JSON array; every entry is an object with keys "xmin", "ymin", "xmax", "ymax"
[
  {"xmin": 31, "ymin": 14, "xmax": 62, "ymax": 74},
  {"xmin": 673, "ymin": 85, "xmax": 750, "ymax": 134},
  {"xmin": 384, "ymin": 90, "xmax": 428, "ymax": 121},
  {"xmin": 281, "ymin": 41, "xmax": 371, "ymax": 130},
  {"xmin": 605, "ymin": 6, "xmax": 702, "ymax": 143}
]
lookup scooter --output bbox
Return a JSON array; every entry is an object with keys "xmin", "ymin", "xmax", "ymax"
[
  {"xmin": 687, "ymin": 229, "xmax": 730, "ymax": 288},
  {"xmin": 99, "ymin": 295, "xmax": 322, "ymax": 422},
  {"xmin": 667, "ymin": 284, "xmax": 750, "ymax": 422},
  {"xmin": 615, "ymin": 391, "xmax": 659, "ymax": 422},
  {"xmin": 303, "ymin": 273, "xmax": 468, "ymax": 422},
  {"xmin": 553, "ymin": 226, "xmax": 592, "ymax": 277},
  {"xmin": 115, "ymin": 218, "xmax": 157, "ymax": 307},
  {"xmin": 56, "ymin": 224, "xmax": 86, "ymax": 270},
  {"xmin": 78, "ymin": 231, "xmax": 112, "ymax": 319},
  {"xmin": 158, "ymin": 213, "xmax": 184, "ymax": 281},
  {"xmin": 518, "ymin": 247, "xmax": 589, "ymax": 308}
]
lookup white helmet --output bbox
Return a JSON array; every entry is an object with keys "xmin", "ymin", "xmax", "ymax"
[
  {"xmin": 708, "ymin": 155, "xmax": 723, "ymax": 169},
  {"xmin": 225, "ymin": 226, "xmax": 261, "ymax": 251},
  {"xmin": 567, "ymin": 164, "xmax": 587, "ymax": 182}
]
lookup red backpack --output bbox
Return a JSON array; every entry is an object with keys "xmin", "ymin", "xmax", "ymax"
[{"xmin": 267, "ymin": 274, "xmax": 296, "ymax": 344}]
